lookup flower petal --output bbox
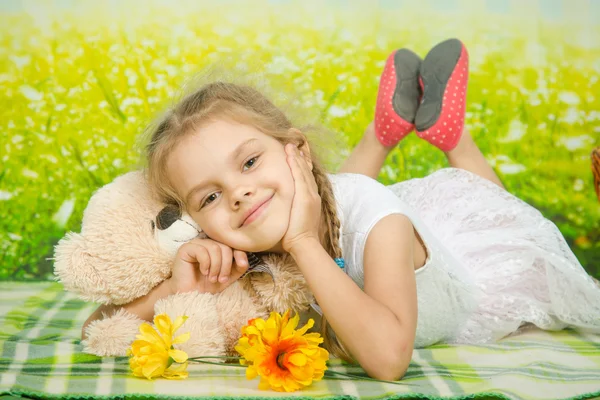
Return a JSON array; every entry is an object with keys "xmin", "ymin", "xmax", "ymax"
[
  {"xmin": 287, "ymin": 352, "xmax": 307, "ymax": 367},
  {"xmin": 172, "ymin": 315, "xmax": 188, "ymax": 332},
  {"xmin": 164, "ymin": 361, "xmax": 189, "ymax": 380},
  {"xmin": 172, "ymin": 332, "xmax": 190, "ymax": 345},
  {"xmin": 246, "ymin": 365, "xmax": 258, "ymax": 380},
  {"xmin": 295, "ymin": 318, "xmax": 314, "ymax": 336},
  {"xmin": 139, "ymin": 323, "xmax": 166, "ymax": 348},
  {"xmin": 258, "ymin": 377, "xmax": 271, "ymax": 391},
  {"xmin": 280, "ymin": 313, "xmax": 300, "ymax": 338},
  {"xmin": 154, "ymin": 314, "xmax": 174, "ymax": 346},
  {"xmin": 141, "ymin": 354, "xmax": 168, "ymax": 379},
  {"xmin": 168, "ymin": 349, "xmax": 189, "ymax": 363}
]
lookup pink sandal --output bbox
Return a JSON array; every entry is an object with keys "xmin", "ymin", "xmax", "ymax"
[
  {"xmin": 415, "ymin": 39, "xmax": 468, "ymax": 152},
  {"xmin": 374, "ymin": 48, "xmax": 422, "ymax": 147}
]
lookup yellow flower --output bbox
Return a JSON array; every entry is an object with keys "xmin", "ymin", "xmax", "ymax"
[
  {"xmin": 127, "ymin": 314, "xmax": 191, "ymax": 380},
  {"xmin": 235, "ymin": 310, "xmax": 329, "ymax": 392}
]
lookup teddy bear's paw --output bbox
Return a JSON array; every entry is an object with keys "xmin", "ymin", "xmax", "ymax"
[
  {"xmin": 155, "ymin": 291, "xmax": 226, "ymax": 357},
  {"xmin": 252, "ymin": 253, "xmax": 314, "ymax": 314},
  {"xmin": 81, "ymin": 308, "xmax": 144, "ymax": 356}
]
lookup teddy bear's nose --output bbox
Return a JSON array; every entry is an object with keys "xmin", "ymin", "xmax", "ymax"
[{"xmin": 156, "ymin": 204, "xmax": 181, "ymax": 230}]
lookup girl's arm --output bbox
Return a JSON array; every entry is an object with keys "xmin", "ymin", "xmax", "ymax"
[
  {"xmin": 81, "ymin": 240, "xmax": 249, "ymax": 340},
  {"xmin": 288, "ymin": 213, "xmax": 417, "ymax": 381}
]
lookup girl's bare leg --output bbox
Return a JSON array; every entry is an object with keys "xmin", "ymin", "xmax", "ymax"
[
  {"xmin": 339, "ymin": 122, "xmax": 505, "ymax": 190},
  {"xmin": 445, "ymin": 128, "xmax": 505, "ymax": 189},
  {"xmin": 338, "ymin": 122, "xmax": 392, "ymax": 180}
]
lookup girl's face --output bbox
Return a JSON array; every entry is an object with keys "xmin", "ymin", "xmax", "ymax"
[{"xmin": 166, "ymin": 119, "xmax": 296, "ymax": 253}]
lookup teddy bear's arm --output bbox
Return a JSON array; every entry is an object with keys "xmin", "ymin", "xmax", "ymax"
[
  {"xmin": 82, "ymin": 308, "xmax": 145, "ymax": 357},
  {"xmin": 82, "ymin": 304, "xmax": 117, "ymax": 340}
]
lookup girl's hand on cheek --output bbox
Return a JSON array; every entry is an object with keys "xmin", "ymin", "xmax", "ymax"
[
  {"xmin": 169, "ymin": 238, "xmax": 249, "ymax": 295},
  {"xmin": 282, "ymin": 143, "xmax": 322, "ymax": 253}
]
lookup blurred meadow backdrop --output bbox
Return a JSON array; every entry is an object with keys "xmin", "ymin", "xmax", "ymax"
[{"xmin": 1, "ymin": 0, "xmax": 599, "ymax": 281}]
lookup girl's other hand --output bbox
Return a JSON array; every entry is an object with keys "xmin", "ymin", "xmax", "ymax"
[
  {"xmin": 282, "ymin": 143, "xmax": 322, "ymax": 252},
  {"xmin": 169, "ymin": 238, "xmax": 249, "ymax": 294}
]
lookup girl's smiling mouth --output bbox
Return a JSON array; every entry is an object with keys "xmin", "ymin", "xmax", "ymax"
[{"xmin": 240, "ymin": 194, "xmax": 274, "ymax": 227}]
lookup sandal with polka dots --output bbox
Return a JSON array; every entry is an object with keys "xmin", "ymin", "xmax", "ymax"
[
  {"xmin": 415, "ymin": 38, "xmax": 468, "ymax": 151},
  {"xmin": 374, "ymin": 48, "xmax": 422, "ymax": 147}
]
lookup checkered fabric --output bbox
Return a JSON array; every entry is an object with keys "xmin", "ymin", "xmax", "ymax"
[{"xmin": 1, "ymin": 282, "xmax": 600, "ymax": 400}]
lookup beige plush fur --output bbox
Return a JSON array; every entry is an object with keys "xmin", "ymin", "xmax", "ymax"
[{"xmin": 54, "ymin": 171, "xmax": 313, "ymax": 357}]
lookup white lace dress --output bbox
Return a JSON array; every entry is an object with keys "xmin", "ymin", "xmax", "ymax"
[{"xmin": 327, "ymin": 169, "xmax": 600, "ymax": 348}]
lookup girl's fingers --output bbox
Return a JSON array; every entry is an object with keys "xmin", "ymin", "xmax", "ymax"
[
  {"xmin": 286, "ymin": 145, "xmax": 307, "ymax": 186},
  {"xmin": 233, "ymin": 250, "xmax": 249, "ymax": 275},
  {"xmin": 193, "ymin": 245, "xmax": 211, "ymax": 276},
  {"xmin": 290, "ymin": 145, "xmax": 318, "ymax": 193},
  {"xmin": 218, "ymin": 244, "xmax": 233, "ymax": 283},
  {"xmin": 205, "ymin": 243, "xmax": 222, "ymax": 283}
]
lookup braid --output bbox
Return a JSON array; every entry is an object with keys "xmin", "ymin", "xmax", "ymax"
[
  {"xmin": 310, "ymin": 160, "xmax": 355, "ymax": 364},
  {"xmin": 312, "ymin": 164, "xmax": 342, "ymax": 260}
]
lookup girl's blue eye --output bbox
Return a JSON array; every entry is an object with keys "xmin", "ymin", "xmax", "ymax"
[
  {"xmin": 201, "ymin": 192, "xmax": 220, "ymax": 209},
  {"xmin": 243, "ymin": 156, "xmax": 259, "ymax": 171}
]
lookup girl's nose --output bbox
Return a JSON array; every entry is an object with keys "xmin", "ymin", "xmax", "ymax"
[{"xmin": 231, "ymin": 186, "xmax": 254, "ymax": 208}]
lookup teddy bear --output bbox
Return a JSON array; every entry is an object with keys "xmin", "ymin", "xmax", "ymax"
[{"xmin": 53, "ymin": 170, "xmax": 315, "ymax": 357}]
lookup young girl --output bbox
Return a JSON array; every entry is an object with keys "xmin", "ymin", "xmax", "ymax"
[{"xmin": 86, "ymin": 38, "xmax": 600, "ymax": 381}]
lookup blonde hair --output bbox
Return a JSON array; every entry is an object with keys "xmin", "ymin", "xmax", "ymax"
[{"xmin": 144, "ymin": 81, "xmax": 355, "ymax": 363}]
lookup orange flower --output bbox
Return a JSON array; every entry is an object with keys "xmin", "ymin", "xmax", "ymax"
[
  {"xmin": 127, "ymin": 314, "xmax": 190, "ymax": 380},
  {"xmin": 235, "ymin": 310, "xmax": 329, "ymax": 392}
]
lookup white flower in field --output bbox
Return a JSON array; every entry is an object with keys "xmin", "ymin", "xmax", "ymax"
[
  {"xmin": 0, "ymin": 190, "xmax": 13, "ymax": 200},
  {"xmin": 8, "ymin": 233, "xmax": 22, "ymax": 241},
  {"xmin": 383, "ymin": 165, "xmax": 398, "ymax": 181},
  {"xmin": 113, "ymin": 158, "xmax": 123, "ymax": 168},
  {"xmin": 586, "ymin": 111, "xmax": 600, "ymax": 122},
  {"xmin": 265, "ymin": 56, "xmax": 300, "ymax": 75},
  {"xmin": 558, "ymin": 135, "xmax": 593, "ymax": 151},
  {"xmin": 498, "ymin": 163, "xmax": 526, "ymax": 174},
  {"xmin": 41, "ymin": 154, "xmax": 58, "ymax": 164},
  {"xmin": 53, "ymin": 198, "xmax": 75, "ymax": 229},
  {"xmin": 486, "ymin": 154, "xmax": 511, "ymax": 167},
  {"xmin": 22, "ymin": 169, "xmax": 38, "ymax": 179},
  {"xmin": 19, "ymin": 85, "xmax": 43, "ymax": 101},
  {"xmin": 10, "ymin": 55, "xmax": 31, "ymax": 69},
  {"xmin": 55, "ymin": 104, "xmax": 66, "ymax": 111},
  {"xmin": 558, "ymin": 91, "xmax": 580, "ymax": 105},
  {"xmin": 573, "ymin": 179, "xmax": 584, "ymax": 192},
  {"xmin": 499, "ymin": 120, "xmax": 527, "ymax": 142},
  {"xmin": 121, "ymin": 97, "xmax": 143, "ymax": 110},
  {"xmin": 12, "ymin": 135, "xmax": 23, "ymax": 144},
  {"xmin": 36, "ymin": 133, "xmax": 53, "ymax": 144},
  {"xmin": 125, "ymin": 68, "xmax": 138, "ymax": 86},
  {"xmin": 141, "ymin": 39, "xmax": 155, "ymax": 48},
  {"xmin": 328, "ymin": 105, "xmax": 352, "ymax": 118},
  {"xmin": 560, "ymin": 107, "xmax": 580, "ymax": 124}
]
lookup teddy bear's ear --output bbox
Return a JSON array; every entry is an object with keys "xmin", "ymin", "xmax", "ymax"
[{"xmin": 53, "ymin": 232, "xmax": 114, "ymax": 305}]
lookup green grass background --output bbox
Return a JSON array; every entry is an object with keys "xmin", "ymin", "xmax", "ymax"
[{"xmin": 1, "ymin": 0, "xmax": 599, "ymax": 281}]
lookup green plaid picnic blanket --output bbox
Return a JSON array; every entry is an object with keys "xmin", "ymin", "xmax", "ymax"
[{"xmin": 1, "ymin": 282, "xmax": 599, "ymax": 400}]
